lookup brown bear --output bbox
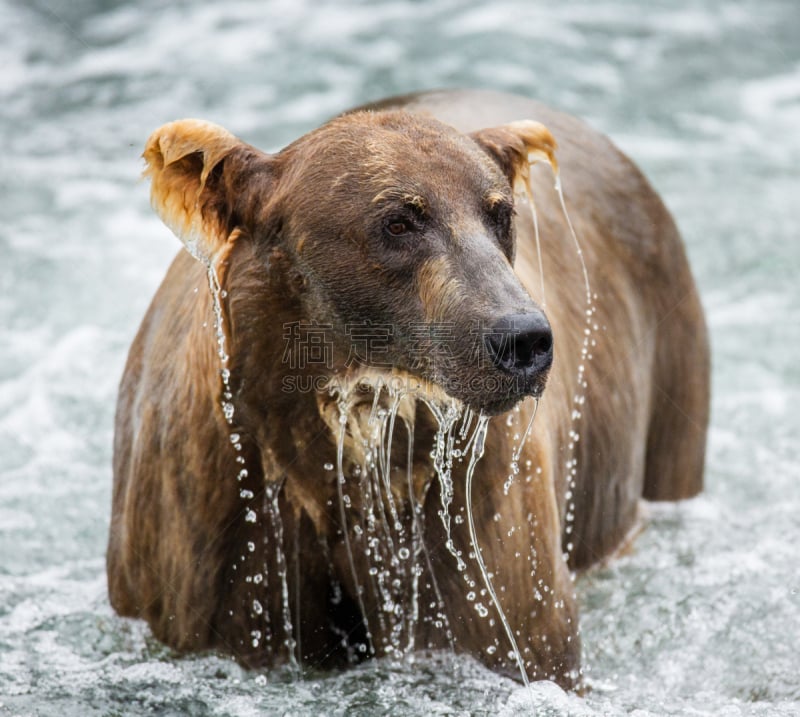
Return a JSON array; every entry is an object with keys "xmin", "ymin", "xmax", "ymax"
[{"xmin": 107, "ymin": 89, "xmax": 709, "ymax": 688}]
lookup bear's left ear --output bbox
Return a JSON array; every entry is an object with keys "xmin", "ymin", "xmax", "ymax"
[{"xmin": 470, "ymin": 120, "xmax": 558, "ymax": 193}]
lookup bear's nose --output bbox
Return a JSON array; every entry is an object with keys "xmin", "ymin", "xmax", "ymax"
[{"xmin": 484, "ymin": 312, "xmax": 553, "ymax": 376}]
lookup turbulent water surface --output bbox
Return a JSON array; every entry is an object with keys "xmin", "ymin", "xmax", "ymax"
[{"xmin": 1, "ymin": 0, "xmax": 799, "ymax": 715}]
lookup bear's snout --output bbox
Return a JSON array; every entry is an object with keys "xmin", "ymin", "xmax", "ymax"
[{"xmin": 484, "ymin": 311, "xmax": 553, "ymax": 381}]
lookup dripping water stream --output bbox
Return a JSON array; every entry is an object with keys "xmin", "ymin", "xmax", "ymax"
[
  {"xmin": 403, "ymin": 414, "xmax": 454, "ymax": 651},
  {"xmin": 465, "ymin": 415, "xmax": 532, "ymax": 690},
  {"xmin": 522, "ymin": 163, "xmax": 596, "ymax": 560},
  {"xmin": 207, "ymin": 263, "xmax": 299, "ymax": 664},
  {"xmin": 326, "ymin": 382, "xmax": 547, "ymax": 677},
  {"xmin": 335, "ymin": 407, "xmax": 376, "ymax": 657},
  {"xmin": 512, "ymin": 398, "xmax": 539, "ymax": 466},
  {"xmin": 552, "ymin": 172, "xmax": 595, "ymax": 561}
]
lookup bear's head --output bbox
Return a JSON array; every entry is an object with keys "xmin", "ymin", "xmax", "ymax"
[{"xmin": 143, "ymin": 110, "xmax": 557, "ymax": 416}]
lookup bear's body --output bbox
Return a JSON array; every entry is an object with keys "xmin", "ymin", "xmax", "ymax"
[{"xmin": 107, "ymin": 90, "xmax": 709, "ymax": 686}]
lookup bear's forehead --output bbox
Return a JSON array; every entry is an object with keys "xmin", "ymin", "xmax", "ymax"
[
  {"xmin": 283, "ymin": 111, "xmax": 508, "ymax": 202},
  {"xmin": 291, "ymin": 111, "xmax": 490, "ymax": 172}
]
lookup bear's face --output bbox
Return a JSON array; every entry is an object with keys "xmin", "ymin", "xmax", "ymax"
[{"xmin": 144, "ymin": 111, "xmax": 557, "ymax": 414}]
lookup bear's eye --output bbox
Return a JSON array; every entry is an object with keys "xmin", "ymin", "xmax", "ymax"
[
  {"xmin": 487, "ymin": 200, "xmax": 514, "ymax": 238},
  {"xmin": 383, "ymin": 216, "xmax": 415, "ymax": 238}
]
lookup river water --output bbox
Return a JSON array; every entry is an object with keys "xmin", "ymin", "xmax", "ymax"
[{"xmin": 1, "ymin": 0, "xmax": 798, "ymax": 715}]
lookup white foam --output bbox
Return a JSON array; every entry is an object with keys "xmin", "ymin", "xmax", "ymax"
[
  {"xmin": 500, "ymin": 679, "xmax": 590, "ymax": 716},
  {"xmin": 741, "ymin": 63, "xmax": 800, "ymax": 122}
]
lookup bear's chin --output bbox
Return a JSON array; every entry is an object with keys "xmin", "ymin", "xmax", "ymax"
[{"xmin": 315, "ymin": 366, "xmax": 538, "ymax": 432}]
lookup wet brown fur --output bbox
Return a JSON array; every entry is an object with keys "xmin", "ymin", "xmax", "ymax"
[{"xmin": 108, "ymin": 90, "xmax": 709, "ymax": 686}]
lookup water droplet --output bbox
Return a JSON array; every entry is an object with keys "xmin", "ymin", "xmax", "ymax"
[
  {"xmin": 323, "ymin": 462, "xmax": 334, "ymax": 471},
  {"xmin": 245, "ymin": 509, "xmax": 257, "ymax": 523},
  {"xmin": 398, "ymin": 547, "xmax": 410, "ymax": 560},
  {"xmin": 254, "ymin": 674, "xmax": 267, "ymax": 687}
]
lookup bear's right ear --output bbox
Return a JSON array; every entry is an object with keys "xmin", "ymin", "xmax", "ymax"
[{"xmin": 143, "ymin": 120, "xmax": 273, "ymax": 265}]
